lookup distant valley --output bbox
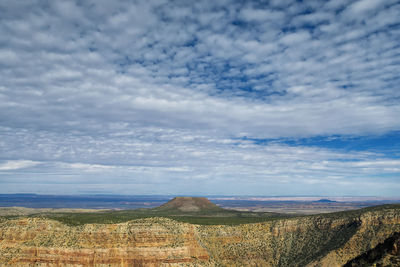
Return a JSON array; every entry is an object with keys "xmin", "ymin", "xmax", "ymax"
[{"xmin": 2, "ymin": 194, "xmax": 398, "ymax": 215}]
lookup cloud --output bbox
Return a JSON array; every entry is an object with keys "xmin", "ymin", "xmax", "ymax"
[
  {"xmin": 0, "ymin": 160, "xmax": 41, "ymax": 171},
  {"xmin": 240, "ymin": 8, "xmax": 285, "ymax": 23},
  {"xmin": 280, "ymin": 31, "xmax": 311, "ymax": 46},
  {"xmin": 344, "ymin": 0, "xmax": 388, "ymax": 16},
  {"xmin": 0, "ymin": 0, "xmax": 399, "ymax": 195}
]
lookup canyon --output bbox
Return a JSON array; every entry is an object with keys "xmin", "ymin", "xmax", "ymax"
[{"xmin": 0, "ymin": 200, "xmax": 400, "ymax": 266}]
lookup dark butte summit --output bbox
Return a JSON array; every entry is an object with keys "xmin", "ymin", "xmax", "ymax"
[{"xmin": 156, "ymin": 197, "xmax": 222, "ymax": 212}]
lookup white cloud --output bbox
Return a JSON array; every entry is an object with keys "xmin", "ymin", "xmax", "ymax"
[
  {"xmin": 0, "ymin": 0, "xmax": 399, "ymax": 195},
  {"xmin": 344, "ymin": 0, "xmax": 387, "ymax": 16},
  {"xmin": 240, "ymin": 8, "xmax": 285, "ymax": 22},
  {"xmin": 67, "ymin": 163, "xmax": 117, "ymax": 172},
  {"xmin": 0, "ymin": 160, "xmax": 41, "ymax": 170}
]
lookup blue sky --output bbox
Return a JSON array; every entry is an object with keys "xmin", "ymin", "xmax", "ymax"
[{"xmin": 0, "ymin": 0, "xmax": 399, "ymax": 196}]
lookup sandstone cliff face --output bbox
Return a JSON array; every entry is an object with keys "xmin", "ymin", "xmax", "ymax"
[
  {"xmin": 1, "ymin": 207, "xmax": 400, "ymax": 267},
  {"xmin": 0, "ymin": 217, "xmax": 209, "ymax": 266}
]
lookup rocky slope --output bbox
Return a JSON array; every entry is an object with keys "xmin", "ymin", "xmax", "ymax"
[
  {"xmin": 344, "ymin": 232, "xmax": 400, "ymax": 266},
  {"xmin": 197, "ymin": 207, "xmax": 400, "ymax": 266},
  {"xmin": 0, "ymin": 205, "xmax": 400, "ymax": 266}
]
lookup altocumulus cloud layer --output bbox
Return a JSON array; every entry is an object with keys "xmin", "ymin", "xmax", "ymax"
[{"xmin": 0, "ymin": 0, "xmax": 399, "ymax": 196}]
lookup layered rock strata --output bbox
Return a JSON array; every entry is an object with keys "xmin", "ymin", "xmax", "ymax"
[
  {"xmin": 0, "ymin": 217, "xmax": 209, "ymax": 266},
  {"xmin": 1, "ymin": 207, "xmax": 400, "ymax": 266}
]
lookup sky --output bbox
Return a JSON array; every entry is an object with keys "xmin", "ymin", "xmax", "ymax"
[{"xmin": 0, "ymin": 0, "xmax": 399, "ymax": 196}]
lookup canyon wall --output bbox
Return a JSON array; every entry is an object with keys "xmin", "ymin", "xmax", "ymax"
[
  {"xmin": 196, "ymin": 209, "xmax": 400, "ymax": 266},
  {"xmin": 0, "ymin": 217, "xmax": 209, "ymax": 266},
  {"xmin": 1, "ymin": 207, "xmax": 400, "ymax": 266}
]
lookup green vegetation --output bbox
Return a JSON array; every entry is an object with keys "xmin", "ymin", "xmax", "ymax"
[
  {"xmin": 307, "ymin": 204, "xmax": 400, "ymax": 220},
  {"xmin": 1, "ymin": 203, "xmax": 400, "ymax": 227},
  {"xmin": 1, "ymin": 197, "xmax": 291, "ymax": 226},
  {"xmin": 28, "ymin": 208, "xmax": 290, "ymax": 226}
]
